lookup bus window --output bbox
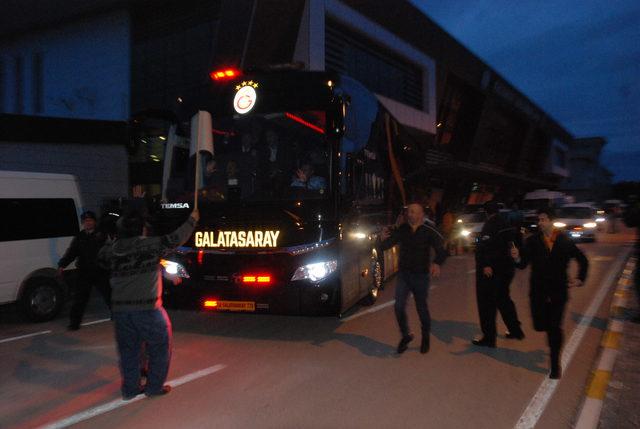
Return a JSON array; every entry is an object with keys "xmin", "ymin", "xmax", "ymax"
[
  {"xmin": 169, "ymin": 111, "xmax": 330, "ymax": 202},
  {"xmin": 0, "ymin": 198, "xmax": 78, "ymax": 242}
]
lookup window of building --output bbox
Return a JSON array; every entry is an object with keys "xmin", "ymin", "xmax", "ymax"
[
  {"xmin": 32, "ymin": 52, "xmax": 44, "ymax": 114},
  {"xmin": 325, "ymin": 19, "xmax": 423, "ymax": 110},
  {"xmin": 14, "ymin": 55, "xmax": 23, "ymax": 113},
  {"xmin": 0, "ymin": 198, "xmax": 79, "ymax": 242},
  {"xmin": 0, "ymin": 56, "xmax": 4, "ymax": 112}
]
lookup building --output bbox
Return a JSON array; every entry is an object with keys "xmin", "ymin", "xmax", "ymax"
[
  {"xmin": 0, "ymin": 114, "xmax": 129, "ymax": 212},
  {"xmin": 561, "ymin": 137, "xmax": 613, "ymax": 202},
  {"xmin": 0, "ymin": 0, "xmax": 573, "ymax": 210}
]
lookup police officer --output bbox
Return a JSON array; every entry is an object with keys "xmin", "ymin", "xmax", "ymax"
[
  {"xmin": 381, "ymin": 203, "xmax": 448, "ymax": 354},
  {"xmin": 472, "ymin": 201, "xmax": 524, "ymax": 347},
  {"xmin": 58, "ymin": 210, "xmax": 111, "ymax": 330}
]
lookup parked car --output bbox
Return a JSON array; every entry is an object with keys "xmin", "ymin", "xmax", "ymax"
[
  {"xmin": 553, "ymin": 204, "xmax": 598, "ymax": 242},
  {"xmin": 456, "ymin": 211, "xmax": 487, "ymax": 249}
]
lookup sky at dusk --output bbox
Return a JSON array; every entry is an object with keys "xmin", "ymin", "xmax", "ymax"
[{"xmin": 413, "ymin": 0, "xmax": 640, "ymax": 181}]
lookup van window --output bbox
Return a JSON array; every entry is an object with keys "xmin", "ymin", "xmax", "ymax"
[{"xmin": 0, "ymin": 198, "xmax": 79, "ymax": 242}]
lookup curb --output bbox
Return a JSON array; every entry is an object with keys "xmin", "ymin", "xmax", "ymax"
[{"xmin": 574, "ymin": 255, "xmax": 637, "ymax": 429}]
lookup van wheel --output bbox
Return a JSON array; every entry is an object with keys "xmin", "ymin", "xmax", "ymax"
[
  {"xmin": 21, "ymin": 278, "xmax": 63, "ymax": 322},
  {"xmin": 364, "ymin": 259, "xmax": 383, "ymax": 306}
]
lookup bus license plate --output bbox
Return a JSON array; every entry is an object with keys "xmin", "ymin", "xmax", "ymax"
[{"xmin": 218, "ymin": 301, "xmax": 256, "ymax": 312}]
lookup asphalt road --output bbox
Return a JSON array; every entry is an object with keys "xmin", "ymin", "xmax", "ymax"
[{"xmin": 0, "ymin": 229, "xmax": 634, "ymax": 429}]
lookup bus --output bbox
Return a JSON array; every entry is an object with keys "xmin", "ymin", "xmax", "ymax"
[{"xmin": 137, "ymin": 68, "xmax": 429, "ymax": 316}]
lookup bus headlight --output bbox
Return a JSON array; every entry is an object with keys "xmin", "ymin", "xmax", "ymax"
[
  {"xmin": 291, "ymin": 260, "xmax": 338, "ymax": 282},
  {"xmin": 553, "ymin": 222, "xmax": 566, "ymax": 228},
  {"xmin": 160, "ymin": 259, "xmax": 190, "ymax": 278},
  {"xmin": 583, "ymin": 222, "xmax": 597, "ymax": 229}
]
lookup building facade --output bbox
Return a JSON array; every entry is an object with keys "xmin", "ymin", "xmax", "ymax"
[
  {"xmin": 0, "ymin": 0, "xmax": 574, "ymax": 211},
  {"xmin": 561, "ymin": 137, "xmax": 613, "ymax": 202}
]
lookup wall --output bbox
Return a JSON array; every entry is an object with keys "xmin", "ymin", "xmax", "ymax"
[
  {"xmin": 0, "ymin": 141, "xmax": 129, "ymax": 212},
  {"xmin": 0, "ymin": 9, "xmax": 130, "ymax": 120}
]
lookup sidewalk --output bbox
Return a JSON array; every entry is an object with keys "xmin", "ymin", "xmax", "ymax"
[
  {"xmin": 574, "ymin": 248, "xmax": 639, "ymax": 429},
  {"xmin": 599, "ymin": 287, "xmax": 640, "ymax": 429}
]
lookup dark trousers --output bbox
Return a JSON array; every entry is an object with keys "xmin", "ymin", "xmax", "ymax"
[
  {"xmin": 475, "ymin": 268, "xmax": 522, "ymax": 340},
  {"xmin": 113, "ymin": 308, "xmax": 172, "ymax": 397},
  {"xmin": 531, "ymin": 294, "xmax": 566, "ymax": 368},
  {"xmin": 394, "ymin": 271, "xmax": 431, "ymax": 337},
  {"xmin": 69, "ymin": 270, "xmax": 111, "ymax": 327}
]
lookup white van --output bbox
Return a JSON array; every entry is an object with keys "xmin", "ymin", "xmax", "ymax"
[{"xmin": 0, "ymin": 171, "xmax": 82, "ymax": 321}]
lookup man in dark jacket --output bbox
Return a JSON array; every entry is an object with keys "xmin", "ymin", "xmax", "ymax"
[
  {"xmin": 512, "ymin": 207, "xmax": 588, "ymax": 379},
  {"xmin": 58, "ymin": 210, "xmax": 111, "ymax": 330},
  {"xmin": 381, "ymin": 203, "xmax": 448, "ymax": 354},
  {"xmin": 472, "ymin": 201, "xmax": 524, "ymax": 348},
  {"xmin": 98, "ymin": 209, "xmax": 198, "ymax": 400}
]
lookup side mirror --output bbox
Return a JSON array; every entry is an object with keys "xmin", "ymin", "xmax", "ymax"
[{"xmin": 328, "ymin": 96, "xmax": 347, "ymax": 137}]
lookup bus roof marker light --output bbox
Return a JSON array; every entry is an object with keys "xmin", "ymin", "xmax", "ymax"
[{"xmin": 210, "ymin": 68, "xmax": 240, "ymax": 81}]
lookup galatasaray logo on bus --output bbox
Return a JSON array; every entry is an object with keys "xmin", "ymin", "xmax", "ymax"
[
  {"xmin": 195, "ymin": 230, "xmax": 280, "ymax": 248},
  {"xmin": 233, "ymin": 81, "xmax": 259, "ymax": 114}
]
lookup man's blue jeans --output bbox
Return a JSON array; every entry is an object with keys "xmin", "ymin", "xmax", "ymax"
[
  {"xmin": 113, "ymin": 308, "xmax": 172, "ymax": 397},
  {"xmin": 394, "ymin": 271, "xmax": 431, "ymax": 337}
]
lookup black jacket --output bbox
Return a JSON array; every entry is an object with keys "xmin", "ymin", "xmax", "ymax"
[
  {"xmin": 475, "ymin": 214, "xmax": 516, "ymax": 272},
  {"xmin": 58, "ymin": 229, "xmax": 106, "ymax": 271},
  {"xmin": 381, "ymin": 223, "xmax": 447, "ymax": 273},
  {"xmin": 517, "ymin": 230, "xmax": 589, "ymax": 300}
]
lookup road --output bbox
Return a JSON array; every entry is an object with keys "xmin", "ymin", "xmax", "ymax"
[{"xmin": 0, "ymin": 229, "xmax": 634, "ymax": 429}]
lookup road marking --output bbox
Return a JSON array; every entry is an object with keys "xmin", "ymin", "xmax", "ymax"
[
  {"xmin": 0, "ymin": 318, "xmax": 110, "ymax": 345},
  {"xmin": 601, "ymin": 331, "xmax": 621, "ymax": 349},
  {"xmin": 0, "ymin": 330, "xmax": 52, "ymax": 344},
  {"xmin": 341, "ymin": 300, "xmax": 395, "ymax": 322},
  {"xmin": 81, "ymin": 318, "xmax": 111, "ymax": 326},
  {"xmin": 514, "ymin": 249, "xmax": 630, "ymax": 429},
  {"xmin": 585, "ymin": 370, "xmax": 612, "ymax": 400},
  {"xmin": 37, "ymin": 364, "xmax": 226, "ymax": 429},
  {"xmin": 597, "ymin": 348, "xmax": 618, "ymax": 372}
]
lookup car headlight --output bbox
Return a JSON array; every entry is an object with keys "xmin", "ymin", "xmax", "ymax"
[
  {"xmin": 583, "ymin": 222, "xmax": 597, "ymax": 228},
  {"xmin": 460, "ymin": 229, "xmax": 471, "ymax": 237},
  {"xmin": 291, "ymin": 260, "xmax": 338, "ymax": 282},
  {"xmin": 160, "ymin": 259, "xmax": 190, "ymax": 278},
  {"xmin": 349, "ymin": 232, "xmax": 368, "ymax": 240},
  {"xmin": 595, "ymin": 217, "xmax": 605, "ymax": 223},
  {"xmin": 553, "ymin": 222, "xmax": 566, "ymax": 228}
]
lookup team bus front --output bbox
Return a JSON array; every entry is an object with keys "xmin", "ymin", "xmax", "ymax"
[{"xmin": 145, "ymin": 68, "xmax": 426, "ymax": 316}]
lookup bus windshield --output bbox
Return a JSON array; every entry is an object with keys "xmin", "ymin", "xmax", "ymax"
[{"xmin": 165, "ymin": 110, "xmax": 330, "ymax": 203}]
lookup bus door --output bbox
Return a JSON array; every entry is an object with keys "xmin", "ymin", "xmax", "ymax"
[{"xmin": 339, "ymin": 203, "xmax": 367, "ymax": 311}]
